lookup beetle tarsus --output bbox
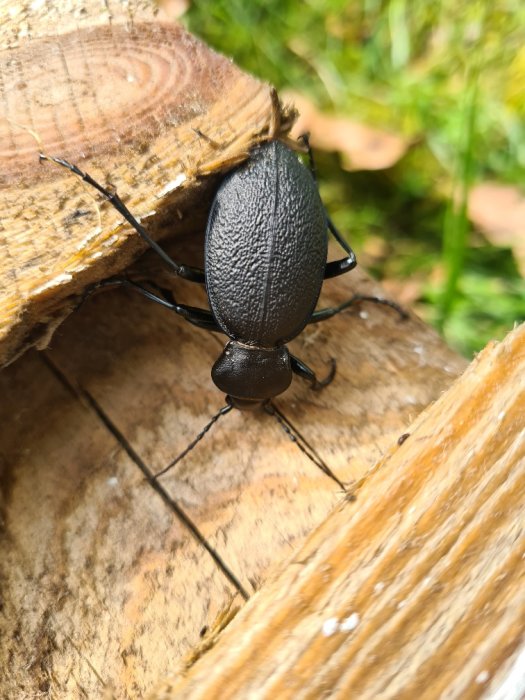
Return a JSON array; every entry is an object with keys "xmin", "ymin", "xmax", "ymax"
[{"xmin": 40, "ymin": 152, "xmax": 206, "ymax": 284}]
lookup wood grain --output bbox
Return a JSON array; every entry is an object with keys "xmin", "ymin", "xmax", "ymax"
[
  {"xmin": 0, "ymin": 236, "xmax": 466, "ymax": 697},
  {"xmin": 0, "ymin": 5, "xmax": 283, "ymax": 366},
  {"xmin": 154, "ymin": 322, "xmax": 525, "ymax": 700}
]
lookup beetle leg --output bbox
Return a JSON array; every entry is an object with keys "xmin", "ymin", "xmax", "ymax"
[
  {"xmin": 309, "ymin": 295, "xmax": 408, "ymax": 323},
  {"xmin": 323, "ymin": 214, "xmax": 360, "ymax": 279},
  {"xmin": 82, "ymin": 277, "xmax": 223, "ymax": 332},
  {"xmin": 326, "ymin": 214, "xmax": 355, "ymax": 255},
  {"xmin": 39, "ymin": 154, "xmax": 206, "ymax": 284},
  {"xmin": 297, "ymin": 133, "xmax": 317, "ymax": 180},
  {"xmin": 324, "ymin": 250, "xmax": 357, "ymax": 278},
  {"xmin": 290, "ymin": 354, "xmax": 336, "ymax": 390},
  {"xmin": 295, "ymin": 137, "xmax": 359, "ymax": 280}
]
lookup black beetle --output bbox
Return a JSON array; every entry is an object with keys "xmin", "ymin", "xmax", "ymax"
[
  {"xmin": 42, "ymin": 139, "xmax": 402, "ymax": 408},
  {"xmin": 40, "ymin": 134, "xmax": 408, "ymax": 599},
  {"xmin": 208, "ymin": 139, "xmax": 353, "ymax": 410},
  {"xmin": 41, "ymin": 136, "xmax": 405, "ymax": 487}
]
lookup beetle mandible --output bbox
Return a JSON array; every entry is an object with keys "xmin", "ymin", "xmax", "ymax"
[{"xmin": 42, "ymin": 136, "xmax": 404, "ymax": 479}]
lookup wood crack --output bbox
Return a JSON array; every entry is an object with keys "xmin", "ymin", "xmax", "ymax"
[{"xmin": 40, "ymin": 352, "xmax": 250, "ymax": 602}]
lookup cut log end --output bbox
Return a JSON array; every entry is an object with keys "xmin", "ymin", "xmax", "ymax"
[
  {"xmin": 0, "ymin": 21, "xmax": 291, "ymax": 368},
  {"xmin": 1, "ymin": 23, "xmax": 276, "ymax": 185}
]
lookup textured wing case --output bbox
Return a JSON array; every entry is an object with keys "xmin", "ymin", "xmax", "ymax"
[{"xmin": 205, "ymin": 141, "xmax": 327, "ymax": 346}]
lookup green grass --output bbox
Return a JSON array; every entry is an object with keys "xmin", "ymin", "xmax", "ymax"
[{"xmin": 184, "ymin": 0, "xmax": 525, "ymax": 357}]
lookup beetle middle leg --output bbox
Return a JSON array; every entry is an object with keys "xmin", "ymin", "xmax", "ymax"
[
  {"xmin": 40, "ymin": 154, "xmax": 206, "ymax": 284},
  {"xmin": 320, "ymin": 214, "xmax": 407, "ymax": 317},
  {"xmin": 82, "ymin": 277, "xmax": 223, "ymax": 332},
  {"xmin": 310, "ymin": 294, "xmax": 408, "ymax": 323}
]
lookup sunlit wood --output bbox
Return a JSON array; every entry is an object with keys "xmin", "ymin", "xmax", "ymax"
[{"xmin": 156, "ymin": 323, "xmax": 525, "ymax": 700}]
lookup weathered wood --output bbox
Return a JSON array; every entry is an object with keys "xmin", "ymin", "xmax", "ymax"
[
  {"xmin": 154, "ymin": 323, "xmax": 525, "ymax": 700},
  {"xmin": 0, "ymin": 2, "xmax": 285, "ymax": 366},
  {"xmin": 0, "ymin": 234, "xmax": 466, "ymax": 697},
  {"xmin": 0, "ymin": 0, "xmax": 154, "ymax": 42}
]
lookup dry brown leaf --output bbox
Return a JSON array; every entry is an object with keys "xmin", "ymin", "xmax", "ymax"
[
  {"xmin": 157, "ymin": 0, "xmax": 190, "ymax": 20},
  {"xmin": 283, "ymin": 91, "xmax": 409, "ymax": 171},
  {"xmin": 468, "ymin": 182, "xmax": 525, "ymax": 276},
  {"xmin": 381, "ymin": 277, "xmax": 424, "ymax": 306}
]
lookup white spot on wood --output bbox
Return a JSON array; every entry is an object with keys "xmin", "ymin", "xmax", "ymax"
[
  {"xmin": 322, "ymin": 617, "xmax": 339, "ymax": 637},
  {"xmin": 486, "ymin": 645, "xmax": 525, "ymax": 700},
  {"xmin": 103, "ymin": 235, "xmax": 120, "ymax": 248},
  {"xmin": 33, "ymin": 273, "xmax": 73, "ymax": 294},
  {"xmin": 77, "ymin": 227, "xmax": 103, "ymax": 249},
  {"xmin": 340, "ymin": 613, "xmax": 360, "ymax": 632},
  {"xmin": 158, "ymin": 173, "xmax": 187, "ymax": 197},
  {"xmin": 138, "ymin": 211, "xmax": 157, "ymax": 221}
]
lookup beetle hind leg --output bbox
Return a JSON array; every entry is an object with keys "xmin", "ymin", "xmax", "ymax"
[
  {"xmin": 39, "ymin": 154, "xmax": 206, "ymax": 284},
  {"xmin": 296, "ymin": 135, "xmax": 359, "ymax": 280}
]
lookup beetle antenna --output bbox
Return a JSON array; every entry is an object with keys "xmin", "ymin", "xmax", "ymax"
[
  {"xmin": 265, "ymin": 402, "xmax": 347, "ymax": 492},
  {"xmin": 153, "ymin": 402, "xmax": 233, "ymax": 479}
]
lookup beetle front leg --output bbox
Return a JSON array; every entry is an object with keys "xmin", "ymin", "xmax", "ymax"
[
  {"xmin": 39, "ymin": 154, "xmax": 206, "ymax": 284},
  {"xmin": 290, "ymin": 354, "xmax": 336, "ymax": 390}
]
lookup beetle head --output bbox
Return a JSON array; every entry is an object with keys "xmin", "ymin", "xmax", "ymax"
[{"xmin": 212, "ymin": 341, "xmax": 292, "ymax": 410}]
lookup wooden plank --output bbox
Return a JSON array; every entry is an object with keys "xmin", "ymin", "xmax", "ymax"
[
  {"xmin": 156, "ymin": 323, "xmax": 525, "ymax": 700},
  {"xmin": 0, "ymin": 1, "xmax": 285, "ymax": 366},
  {"xmin": 0, "ymin": 234, "xmax": 466, "ymax": 697}
]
